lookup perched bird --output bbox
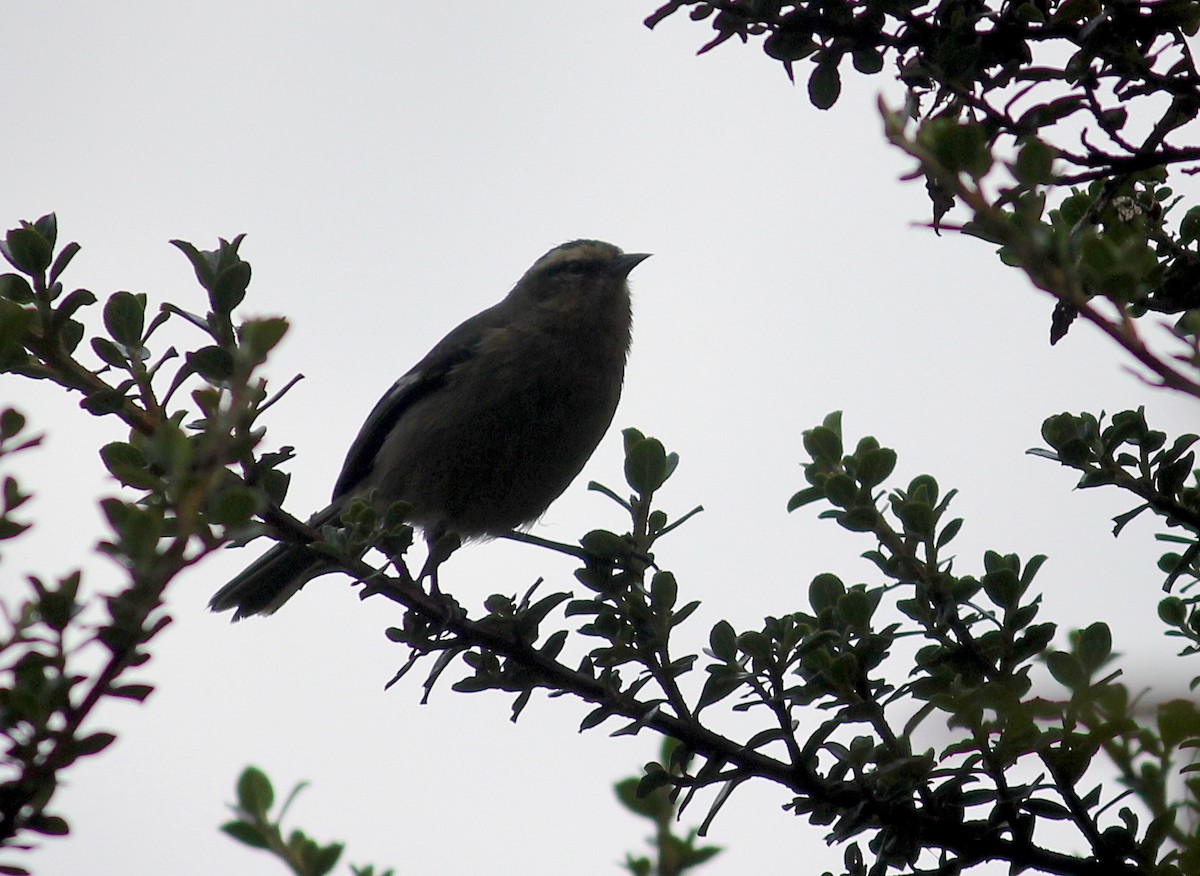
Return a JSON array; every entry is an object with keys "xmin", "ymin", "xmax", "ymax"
[{"xmin": 210, "ymin": 239, "xmax": 649, "ymax": 619}]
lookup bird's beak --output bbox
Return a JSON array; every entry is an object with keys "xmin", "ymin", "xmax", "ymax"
[{"xmin": 613, "ymin": 252, "xmax": 651, "ymax": 278}]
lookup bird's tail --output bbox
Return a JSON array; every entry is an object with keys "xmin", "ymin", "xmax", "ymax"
[{"xmin": 209, "ymin": 542, "xmax": 332, "ymax": 620}]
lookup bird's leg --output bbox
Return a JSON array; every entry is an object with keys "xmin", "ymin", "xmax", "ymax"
[{"xmin": 419, "ymin": 531, "xmax": 462, "ymax": 597}]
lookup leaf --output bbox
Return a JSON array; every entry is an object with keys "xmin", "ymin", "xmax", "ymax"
[
  {"xmin": 763, "ymin": 30, "xmax": 816, "ymax": 63},
  {"xmin": 108, "ymin": 683, "xmax": 154, "ymax": 702},
  {"xmin": 1013, "ymin": 138, "xmax": 1057, "ymax": 185},
  {"xmin": 852, "ymin": 47, "xmax": 884, "ymax": 74},
  {"xmin": 74, "ymin": 731, "xmax": 116, "ymax": 756},
  {"xmin": 808, "ymin": 60, "xmax": 841, "ymax": 110},
  {"xmin": 1158, "ymin": 596, "xmax": 1186, "ymax": 626},
  {"xmin": 856, "ymin": 447, "xmax": 896, "ymax": 488},
  {"xmin": 921, "ymin": 117, "xmax": 992, "ymax": 178},
  {"xmin": 1158, "ymin": 699, "xmax": 1200, "ymax": 749},
  {"xmin": 0, "ymin": 408, "xmax": 26, "ymax": 439},
  {"xmin": 212, "ymin": 261, "xmax": 251, "ymax": 314},
  {"xmin": 1, "ymin": 224, "xmax": 53, "ymax": 274},
  {"xmin": 90, "ymin": 337, "xmax": 126, "ymax": 368},
  {"xmin": 48, "ymin": 241, "xmax": 81, "ymax": 286},
  {"xmin": 209, "ymin": 486, "xmax": 262, "ymax": 527},
  {"xmin": 696, "ymin": 671, "xmax": 742, "ymax": 711},
  {"xmin": 239, "ymin": 317, "xmax": 288, "ymax": 364},
  {"xmin": 103, "ymin": 291, "xmax": 145, "ymax": 347},
  {"xmin": 311, "ymin": 842, "xmax": 345, "ymax": 876},
  {"xmin": 981, "ymin": 568, "xmax": 1021, "ymax": 609},
  {"xmin": 1047, "ymin": 651, "xmax": 1086, "ymax": 689},
  {"xmin": 0, "ymin": 272, "xmax": 34, "ymax": 303},
  {"xmin": 625, "ymin": 436, "xmax": 668, "ymax": 495},
  {"xmin": 170, "ymin": 238, "xmax": 217, "ymax": 290},
  {"xmin": 1077, "ymin": 622, "xmax": 1112, "ymax": 672},
  {"xmin": 650, "ymin": 570, "xmax": 677, "ymax": 613},
  {"xmin": 809, "ymin": 573, "xmax": 845, "ymax": 613},
  {"xmin": 936, "ymin": 517, "xmax": 964, "ymax": 548},
  {"xmin": 99, "ymin": 442, "xmax": 159, "ymax": 490},
  {"xmin": 1016, "ymin": 96, "xmax": 1085, "ymax": 132},
  {"xmin": 787, "ymin": 486, "xmax": 823, "ymax": 511},
  {"xmin": 55, "ymin": 287, "xmax": 96, "ymax": 322},
  {"xmin": 24, "ymin": 814, "xmax": 68, "ymax": 836},
  {"xmin": 708, "ymin": 620, "xmax": 736, "ymax": 660},
  {"xmin": 236, "ymin": 766, "xmax": 275, "ymax": 817},
  {"xmin": 186, "ymin": 346, "xmax": 235, "ymax": 382},
  {"xmin": 220, "ymin": 820, "xmax": 271, "ymax": 850},
  {"xmin": 803, "ymin": 424, "xmax": 842, "ymax": 464}
]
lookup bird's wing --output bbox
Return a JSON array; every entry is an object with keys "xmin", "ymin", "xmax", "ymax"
[{"xmin": 331, "ymin": 301, "xmax": 508, "ymax": 500}]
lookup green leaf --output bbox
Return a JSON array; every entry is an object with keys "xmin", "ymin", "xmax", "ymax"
[
  {"xmin": 55, "ymin": 287, "xmax": 96, "ymax": 322},
  {"xmin": 109, "ymin": 683, "xmax": 154, "ymax": 702},
  {"xmin": 895, "ymin": 500, "xmax": 934, "ymax": 537},
  {"xmin": 837, "ymin": 588, "xmax": 873, "ymax": 628},
  {"xmin": 0, "ymin": 408, "xmax": 26, "ymax": 439},
  {"xmin": 212, "ymin": 261, "xmax": 251, "ymax": 314},
  {"xmin": 186, "ymin": 345, "xmax": 235, "ymax": 382},
  {"xmin": 238, "ymin": 317, "xmax": 288, "ymax": 364},
  {"xmin": 0, "ymin": 272, "xmax": 34, "ymax": 303},
  {"xmin": 982, "ymin": 568, "xmax": 1021, "ymax": 610},
  {"xmin": 1016, "ymin": 96, "xmax": 1085, "ymax": 132},
  {"xmin": 936, "ymin": 517, "xmax": 964, "ymax": 548},
  {"xmin": 59, "ymin": 317, "xmax": 84, "ymax": 355},
  {"xmin": 787, "ymin": 486, "xmax": 823, "ymax": 510},
  {"xmin": 838, "ymin": 507, "xmax": 878, "ymax": 531},
  {"xmin": 856, "ymin": 447, "xmax": 896, "ymax": 488},
  {"xmin": 650, "ymin": 570, "xmax": 677, "ymax": 613},
  {"xmin": 80, "ymin": 389, "xmax": 130, "ymax": 416},
  {"xmin": 99, "ymin": 442, "xmax": 159, "ymax": 490},
  {"xmin": 1077, "ymin": 622, "xmax": 1112, "ymax": 672},
  {"xmin": 709, "ymin": 620, "xmax": 736, "ymax": 661},
  {"xmin": 1046, "ymin": 651, "xmax": 1086, "ymax": 689},
  {"xmin": 824, "ymin": 473, "xmax": 857, "ymax": 507},
  {"xmin": 907, "ymin": 474, "xmax": 939, "ymax": 504},
  {"xmin": 220, "ymin": 820, "xmax": 271, "ymax": 850},
  {"xmin": 809, "ymin": 573, "xmax": 845, "ymax": 613},
  {"xmin": 738, "ymin": 630, "xmax": 771, "ymax": 660},
  {"xmin": 1012, "ymin": 138, "xmax": 1057, "ymax": 185},
  {"xmin": 236, "ymin": 766, "xmax": 275, "ymax": 817},
  {"xmin": 103, "ymin": 291, "xmax": 145, "ymax": 347},
  {"xmin": 803, "ymin": 424, "xmax": 842, "ymax": 465},
  {"xmin": 1, "ymin": 224, "xmax": 53, "ymax": 274},
  {"xmin": 808, "ymin": 60, "xmax": 841, "ymax": 110},
  {"xmin": 210, "ymin": 486, "xmax": 262, "ymax": 528},
  {"xmin": 1179, "ymin": 206, "xmax": 1200, "ymax": 245},
  {"xmin": 852, "ymin": 47, "xmax": 884, "ymax": 74},
  {"xmin": 25, "ymin": 814, "xmax": 68, "ymax": 836},
  {"xmin": 1159, "ymin": 596, "xmax": 1187, "ymax": 626},
  {"xmin": 311, "ymin": 842, "xmax": 345, "ymax": 876},
  {"xmin": 1158, "ymin": 699, "xmax": 1200, "ymax": 749},
  {"xmin": 170, "ymin": 239, "xmax": 217, "ymax": 290},
  {"xmin": 763, "ymin": 30, "xmax": 816, "ymax": 62},
  {"xmin": 625, "ymin": 436, "xmax": 668, "ymax": 495},
  {"xmin": 697, "ymin": 669, "xmax": 742, "ymax": 711},
  {"xmin": 615, "ymin": 777, "xmax": 669, "ymax": 819},
  {"xmin": 580, "ymin": 529, "xmax": 631, "ymax": 560},
  {"xmin": 32, "ymin": 214, "xmax": 57, "ymax": 248},
  {"xmin": 74, "ymin": 731, "xmax": 116, "ymax": 756},
  {"xmin": 48, "ymin": 241, "xmax": 81, "ymax": 286},
  {"xmin": 921, "ymin": 118, "xmax": 993, "ymax": 178}
]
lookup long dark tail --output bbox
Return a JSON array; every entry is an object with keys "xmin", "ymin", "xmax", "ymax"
[{"xmin": 209, "ymin": 541, "xmax": 334, "ymax": 620}]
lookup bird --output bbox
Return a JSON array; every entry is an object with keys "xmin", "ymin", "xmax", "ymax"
[{"xmin": 209, "ymin": 239, "xmax": 649, "ymax": 619}]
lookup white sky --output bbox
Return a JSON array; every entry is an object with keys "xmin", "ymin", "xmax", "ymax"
[{"xmin": 3, "ymin": 2, "xmax": 1197, "ymax": 874}]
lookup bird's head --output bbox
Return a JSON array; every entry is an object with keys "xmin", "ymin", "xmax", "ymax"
[{"xmin": 513, "ymin": 240, "xmax": 650, "ymax": 305}]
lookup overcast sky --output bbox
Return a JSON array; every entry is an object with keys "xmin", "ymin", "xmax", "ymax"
[{"xmin": 3, "ymin": 3, "xmax": 1197, "ymax": 874}]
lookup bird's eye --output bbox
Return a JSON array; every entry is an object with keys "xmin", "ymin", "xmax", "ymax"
[{"xmin": 564, "ymin": 261, "xmax": 588, "ymax": 274}]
